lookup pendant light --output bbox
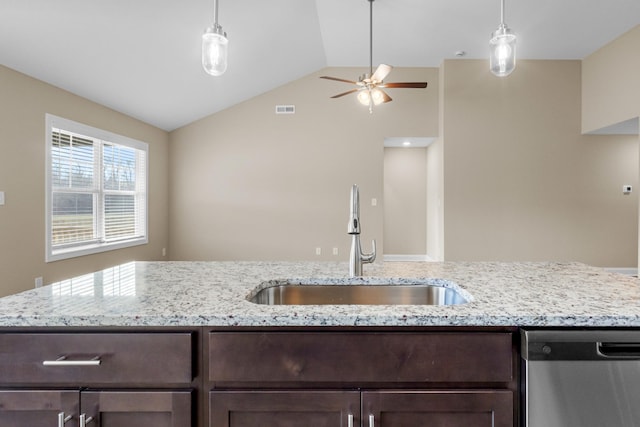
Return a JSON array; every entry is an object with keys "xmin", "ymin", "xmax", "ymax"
[
  {"xmin": 202, "ymin": 0, "xmax": 228, "ymax": 76},
  {"xmin": 489, "ymin": 0, "xmax": 516, "ymax": 77}
]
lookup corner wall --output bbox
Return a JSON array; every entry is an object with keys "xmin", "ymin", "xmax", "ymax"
[
  {"xmin": 442, "ymin": 59, "xmax": 638, "ymax": 267},
  {"xmin": 582, "ymin": 25, "xmax": 640, "ymax": 271},
  {"xmin": 425, "ymin": 63, "xmax": 447, "ymax": 262},
  {"xmin": 0, "ymin": 65, "xmax": 170, "ymax": 297},
  {"xmin": 582, "ymin": 25, "xmax": 640, "ymax": 134}
]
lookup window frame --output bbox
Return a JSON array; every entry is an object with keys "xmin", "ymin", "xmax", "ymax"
[{"xmin": 45, "ymin": 114, "xmax": 149, "ymax": 262}]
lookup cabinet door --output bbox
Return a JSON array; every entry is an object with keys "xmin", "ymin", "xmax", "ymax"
[
  {"xmin": 0, "ymin": 390, "xmax": 78, "ymax": 427},
  {"xmin": 81, "ymin": 390, "xmax": 191, "ymax": 427},
  {"xmin": 362, "ymin": 390, "xmax": 513, "ymax": 427},
  {"xmin": 210, "ymin": 390, "xmax": 360, "ymax": 427}
]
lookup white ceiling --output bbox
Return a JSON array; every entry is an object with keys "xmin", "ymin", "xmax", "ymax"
[{"xmin": 1, "ymin": 0, "xmax": 638, "ymax": 131}]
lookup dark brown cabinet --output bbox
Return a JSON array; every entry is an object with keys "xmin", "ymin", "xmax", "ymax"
[
  {"xmin": 210, "ymin": 389, "xmax": 512, "ymax": 427},
  {"xmin": 0, "ymin": 390, "xmax": 191, "ymax": 427},
  {"xmin": 362, "ymin": 390, "xmax": 513, "ymax": 427},
  {"xmin": 0, "ymin": 327, "xmax": 517, "ymax": 427},
  {"xmin": 0, "ymin": 390, "xmax": 76, "ymax": 427},
  {"xmin": 210, "ymin": 391, "xmax": 360, "ymax": 427},
  {"xmin": 206, "ymin": 330, "xmax": 517, "ymax": 427},
  {"xmin": 0, "ymin": 332, "xmax": 193, "ymax": 385},
  {"xmin": 0, "ymin": 331, "xmax": 196, "ymax": 427}
]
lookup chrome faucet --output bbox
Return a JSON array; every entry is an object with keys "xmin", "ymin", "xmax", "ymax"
[{"xmin": 348, "ymin": 184, "xmax": 376, "ymax": 277}]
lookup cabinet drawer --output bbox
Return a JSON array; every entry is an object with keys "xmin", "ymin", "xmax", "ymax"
[
  {"xmin": 208, "ymin": 332, "xmax": 513, "ymax": 384},
  {"xmin": 0, "ymin": 332, "xmax": 193, "ymax": 385}
]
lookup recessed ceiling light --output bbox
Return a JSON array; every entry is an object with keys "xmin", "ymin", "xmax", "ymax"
[{"xmin": 402, "ymin": 141, "xmax": 412, "ymax": 147}]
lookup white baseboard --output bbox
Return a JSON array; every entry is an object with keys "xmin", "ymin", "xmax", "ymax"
[
  {"xmin": 604, "ymin": 267, "xmax": 638, "ymax": 276},
  {"xmin": 383, "ymin": 254, "xmax": 435, "ymax": 262}
]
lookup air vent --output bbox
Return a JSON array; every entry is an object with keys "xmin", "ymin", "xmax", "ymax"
[{"xmin": 275, "ymin": 105, "xmax": 295, "ymax": 114}]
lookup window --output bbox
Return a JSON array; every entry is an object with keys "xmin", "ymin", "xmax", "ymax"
[{"xmin": 46, "ymin": 114, "xmax": 148, "ymax": 262}]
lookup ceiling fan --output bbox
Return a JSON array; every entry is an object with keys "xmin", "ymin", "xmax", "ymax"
[{"xmin": 320, "ymin": 0, "xmax": 428, "ymax": 113}]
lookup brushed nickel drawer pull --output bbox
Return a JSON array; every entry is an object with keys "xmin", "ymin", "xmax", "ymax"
[
  {"xmin": 348, "ymin": 413, "xmax": 353, "ymax": 427},
  {"xmin": 80, "ymin": 414, "xmax": 94, "ymax": 426},
  {"xmin": 43, "ymin": 356, "xmax": 101, "ymax": 366},
  {"xmin": 58, "ymin": 412, "xmax": 72, "ymax": 427}
]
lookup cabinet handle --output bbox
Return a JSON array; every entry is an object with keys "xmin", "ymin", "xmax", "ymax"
[
  {"xmin": 348, "ymin": 413, "xmax": 353, "ymax": 427},
  {"xmin": 79, "ymin": 414, "xmax": 94, "ymax": 427},
  {"xmin": 57, "ymin": 412, "xmax": 72, "ymax": 427},
  {"xmin": 369, "ymin": 414, "xmax": 375, "ymax": 427},
  {"xmin": 43, "ymin": 356, "xmax": 101, "ymax": 366}
]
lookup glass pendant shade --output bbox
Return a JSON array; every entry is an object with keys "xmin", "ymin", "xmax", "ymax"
[
  {"xmin": 490, "ymin": 24, "xmax": 516, "ymax": 77},
  {"xmin": 202, "ymin": 25, "xmax": 228, "ymax": 76},
  {"xmin": 357, "ymin": 90, "xmax": 371, "ymax": 106},
  {"xmin": 357, "ymin": 88, "xmax": 385, "ymax": 106},
  {"xmin": 370, "ymin": 88, "xmax": 385, "ymax": 105}
]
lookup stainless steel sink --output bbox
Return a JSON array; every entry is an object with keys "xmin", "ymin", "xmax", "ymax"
[{"xmin": 249, "ymin": 279, "xmax": 470, "ymax": 306}]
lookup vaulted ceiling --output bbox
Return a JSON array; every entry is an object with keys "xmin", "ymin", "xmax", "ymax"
[{"xmin": 1, "ymin": 0, "xmax": 638, "ymax": 131}]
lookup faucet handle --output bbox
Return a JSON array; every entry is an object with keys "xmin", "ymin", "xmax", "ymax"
[{"xmin": 362, "ymin": 239, "xmax": 376, "ymax": 264}]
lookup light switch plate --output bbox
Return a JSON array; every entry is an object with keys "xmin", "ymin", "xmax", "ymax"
[{"xmin": 0, "ymin": 191, "xmax": 4, "ymax": 205}]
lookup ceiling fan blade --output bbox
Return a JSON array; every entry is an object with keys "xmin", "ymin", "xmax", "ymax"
[
  {"xmin": 381, "ymin": 82, "xmax": 428, "ymax": 89},
  {"xmin": 330, "ymin": 89, "xmax": 359, "ymax": 99},
  {"xmin": 371, "ymin": 64, "xmax": 393, "ymax": 82},
  {"xmin": 320, "ymin": 76, "xmax": 359, "ymax": 85}
]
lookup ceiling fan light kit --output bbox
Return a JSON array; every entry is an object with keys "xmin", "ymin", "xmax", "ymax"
[
  {"xmin": 489, "ymin": 0, "xmax": 517, "ymax": 77},
  {"xmin": 202, "ymin": 0, "xmax": 229, "ymax": 76},
  {"xmin": 320, "ymin": 0, "xmax": 428, "ymax": 113}
]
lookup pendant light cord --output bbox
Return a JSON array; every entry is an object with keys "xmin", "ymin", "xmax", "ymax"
[
  {"xmin": 213, "ymin": 0, "xmax": 219, "ymax": 26},
  {"xmin": 500, "ymin": 0, "xmax": 505, "ymax": 24}
]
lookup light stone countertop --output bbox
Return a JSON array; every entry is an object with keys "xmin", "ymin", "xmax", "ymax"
[{"xmin": 0, "ymin": 261, "xmax": 639, "ymax": 327}]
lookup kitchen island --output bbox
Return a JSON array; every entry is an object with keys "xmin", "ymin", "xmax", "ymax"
[
  {"xmin": 0, "ymin": 261, "xmax": 638, "ymax": 427},
  {"xmin": 0, "ymin": 260, "xmax": 638, "ymax": 327}
]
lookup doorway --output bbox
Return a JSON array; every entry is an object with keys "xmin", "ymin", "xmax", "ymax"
[{"xmin": 383, "ymin": 137, "xmax": 434, "ymax": 261}]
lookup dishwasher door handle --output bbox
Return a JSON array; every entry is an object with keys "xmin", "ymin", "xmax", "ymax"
[{"xmin": 598, "ymin": 342, "xmax": 640, "ymax": 359}]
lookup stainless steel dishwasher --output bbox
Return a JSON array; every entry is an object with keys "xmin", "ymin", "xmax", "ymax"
[{"xmin": 522, "ymin": 329, "xmax": 640, "ymax": 427}]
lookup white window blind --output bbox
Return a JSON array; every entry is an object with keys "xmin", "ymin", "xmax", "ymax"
[{"xmin": 46, "ymin": 114, "xmax": 148, "ymax": 262}]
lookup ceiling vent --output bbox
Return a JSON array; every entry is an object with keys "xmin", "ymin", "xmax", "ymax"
[{"xmin": 275, "ymin": 105, "xmax": 295, "ymax": 114}]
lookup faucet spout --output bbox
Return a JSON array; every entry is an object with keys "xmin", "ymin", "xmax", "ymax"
[
  {"xmin": 348, "ymin": 185, "xmax": 376, "ymax": 277},
  {"xmin": 348, "ymin": 184, "xmax": 360, "ymax": 234}
]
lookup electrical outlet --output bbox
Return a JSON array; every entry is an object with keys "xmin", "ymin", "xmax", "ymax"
[
  {"xmin": 315, "ymin": 247, "xmax": 322, "ymax": 256},
  {"xmin": 35, "ymin": 277, "xmax": 43, "ymax": 288},
  {"xmin": 162, "ymin": 247, "xmax": 167, "ymax": 257},
  {"xmin": 0, "ymin": 191, "xmax": 4, "ymax": 205},
  {"xmin": 333, "ymin": 247, "xmax": 339, "ymax": 256}
]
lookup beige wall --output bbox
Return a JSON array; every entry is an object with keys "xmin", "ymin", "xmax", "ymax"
[
  {"xmin": 582, "ymin": 25, "xmax": 640, "ymax": 269},
  {"xmin": 0, "ymin": 65, "xmax": 169, "ymax": 297},
  {"xmin": 170, "ymin": 60, "xmax": 637, "ymax": 267},
  {"xmin": 169, "ymin": 67, "xmax": 439, "ymax": 261},
  {"xmin": 3, "ymin": 47, "xmax": 636, "ymax": 298},
  {"xmin": 582, "ymin": 25, "xmax": 640, "ymax": 133},
  {"xmin": 383, "ymin": 147, "xmax": 427, "ymax": 255},
  {"xmin": 442, "ymin": 59, "xmax": 638, "ymax": 267}
]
